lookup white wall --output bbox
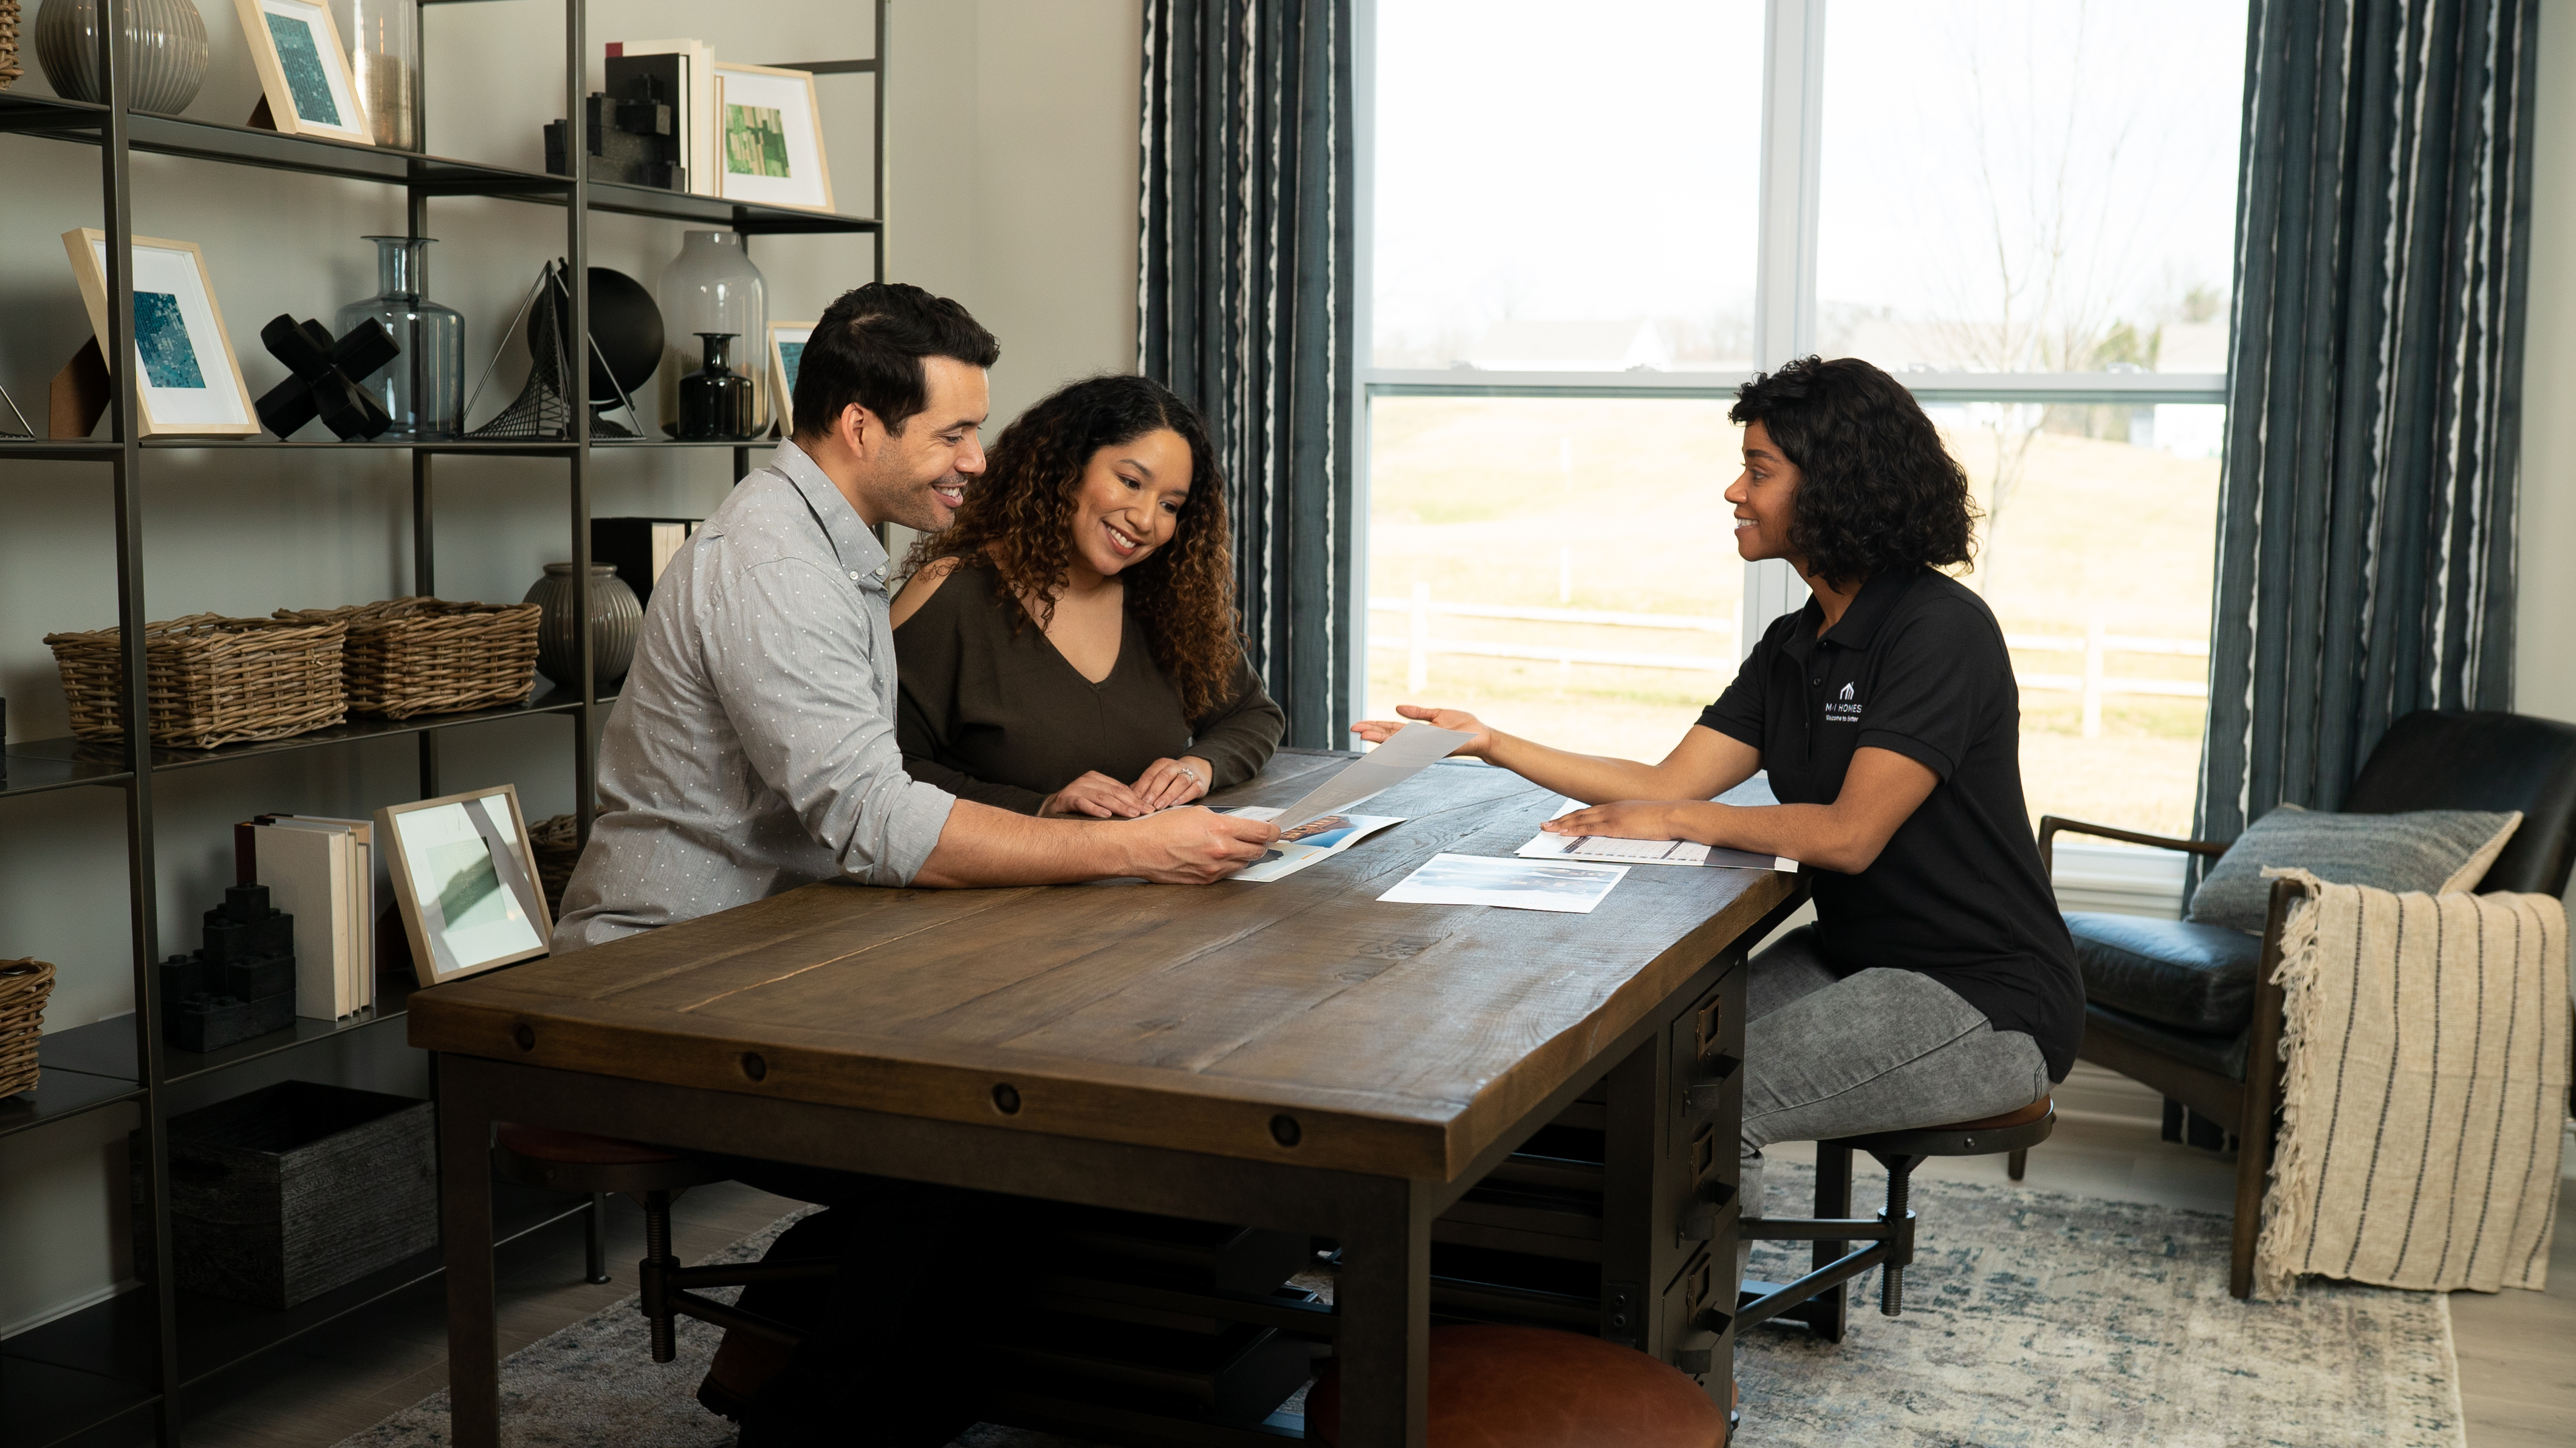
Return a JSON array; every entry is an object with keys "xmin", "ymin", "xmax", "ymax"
[
  {"xmin": 2518, "ymin": 0, "xmax": 2576, "ymax": 720},
  {"xmin": 0, "ymin": 0, "xmax": 1137, "ymax": 1337}
]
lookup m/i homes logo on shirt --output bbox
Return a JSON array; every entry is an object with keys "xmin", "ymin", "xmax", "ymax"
[{"xmin": 1826, "ymin": 681, "xmax": 1864, "ymax": 723}]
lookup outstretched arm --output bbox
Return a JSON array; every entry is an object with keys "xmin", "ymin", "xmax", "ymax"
[
  {"xmin": 1545, "ymin": 745, "xmax": 1937, "ymax": 873},
  {"xmin": 1352, "ymin": 706, "xmax": 1760, "ymax": 805}
]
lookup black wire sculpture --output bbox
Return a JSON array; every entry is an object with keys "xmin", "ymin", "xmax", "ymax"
[
  {"xmin": 0, "ymin": 382, "xmax": 33, "ymax": 440},
  {"xmin": 464, "ymin": 261, "xmax": 660, "ymax": 440}
]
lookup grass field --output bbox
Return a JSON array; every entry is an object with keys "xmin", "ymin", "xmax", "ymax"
[{"xmin": 1364, "ymin": 395, "xmax": 2219, "ymax": 837}]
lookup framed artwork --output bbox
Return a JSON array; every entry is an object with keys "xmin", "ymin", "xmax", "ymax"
[
  {"xmin": 767, "ymin": 321, "xmax": 813, "ymax": 431},
  {"xmin": 712, "ymin": 63, "xmax": 832, "ymax": 212},
  {"xmin": 377, "ymin": 784, "xmax": 553, "ymax": 987},
  {"xmin": 233, "ymin": 0, "xmax": 372, "ymax": 144},
  {"xmin": 60, "ymin": 230, "xmax": 259, "ymax": 438}
]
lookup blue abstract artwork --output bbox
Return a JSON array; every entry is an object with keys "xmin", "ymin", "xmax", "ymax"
[
  {"xmin": 132, "ymin": 292, "xmax": 208, "ymax": 390},
  {"xmin": 264, "ymin": 13, "xmax": 343, "ymax": 127},
  {"xmin": 778, "ymin": 341, "xmax": 804, "ymax": 395}
]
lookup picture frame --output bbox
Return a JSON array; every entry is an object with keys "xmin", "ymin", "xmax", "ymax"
[
  {"xmin": 767, "ymin": 321, "xmax": 814, "ymax": 431},
  {"xmin": 233, "ymin": 0, "xmax": 373, "ymax": 145},
  {"xmin": 377, "ymin": 784, "xmax": 553, "ymax": 988},
  {"xmin": 711, "ymin": 63, "xmax": 833, "ymax": 212},
  {"xmin": 60, "ymin": 229, "xmax": 260, "ymax": 438}
]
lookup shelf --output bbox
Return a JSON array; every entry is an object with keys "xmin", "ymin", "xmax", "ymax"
[
  {"xmin": 117, "ymin": 436, "xmax": 776, "ymax": 453},
  {"xmin": 0, "ymin": 1181, "xmax": 592, "ymax": 1394},
  {"xmin": 0, "ymin": 93, "xmax": 879, "ymax": 235},
  {"xmin": 0, "ymin": 1068, "xmax": 145, "ymax": 1143},
  {"xmin": 39, "ymin": 969, "xmax": 419, "ymax": 1088},
  {"xmin": 3, "ymin": 686, "xmax": 609, "ymax": 788},
  {"xmin": 0, "ymin": 1358, "xmax": 158, "ymax": 1448},
  {"xmin": 0, "ymin": 442, "xmax": 121, "ymax": 462}
]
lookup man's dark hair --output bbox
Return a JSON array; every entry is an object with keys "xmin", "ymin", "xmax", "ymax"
[
  {"xmin": 791, "ymin": 282, "xmax": 1000, "ymax": 440},
  {"xmin": 1729, "ymin": 355, "xmax": 1978, "ymax": 590}
]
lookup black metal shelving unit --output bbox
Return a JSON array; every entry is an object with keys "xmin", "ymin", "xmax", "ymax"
[{"xmin": 0, "ymin": 4, "xmax": 889, "ymax": 1444}]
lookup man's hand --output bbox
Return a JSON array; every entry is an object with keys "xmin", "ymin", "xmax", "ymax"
[
  {"xmin": 1131, "ymin": 756, "xmax": 1213, "ymax": 811},
  {"xmin": 1041, "ymin": 771, "xmax": 1149, "ymax": 819},
  {"xmin": 1352, "ymin": 703, "xmax": 1495, "ymax": 758},
  {"xmin": 1115, "ymin": 807, "xmax": 1280, "ymax": 883},
  {"xmin": 1542, "ymin": 800, "xmax": 1684, "ymax": 841}
]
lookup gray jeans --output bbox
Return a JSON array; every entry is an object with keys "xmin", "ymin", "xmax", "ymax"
[{"xmin": 1739, "ymin": 926, "xmax": 2050, "ymax": 1217}]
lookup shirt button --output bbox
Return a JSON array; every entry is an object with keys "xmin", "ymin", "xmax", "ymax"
[{"xmin": 848, "ymin": 570, "xmax": 862, "ymax": 581}]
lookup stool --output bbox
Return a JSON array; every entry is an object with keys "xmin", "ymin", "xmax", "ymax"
[
  {"xmin": 490, "ymin": 1124, "xmax": 832, "ymax": 1365},
  {"xmin": 1305, "ymin": 1323, "xmax": 1728, "ymax": 1447},
  {"xmin": 1732, "ymin": 1097, "xmax": 2055, "ymax": 1342}
]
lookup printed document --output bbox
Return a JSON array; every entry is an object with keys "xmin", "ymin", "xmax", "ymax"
[
  {"xmin": 1515, "ymin": 772, "xmax": 1798, "ymax": 872},
  {"xmin": 1211, "ymin": 807, "xmax": 1406, "ymax": 883},
  {"xmin": 1270, "ymin": 722, "xmax": 1476, "ymax": 830}
]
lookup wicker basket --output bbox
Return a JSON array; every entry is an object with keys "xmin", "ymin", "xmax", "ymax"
[
  {"xmin": 45, "ymin": 614, "xmax": 348, "ymax": 750},
  {"xmin": 1, "ymin": 958, "xmax": 57, "ymax": 1099},
  {"xmin": 276, "ymin": 598, "xmax": 541, "ymax": 719},
  {"xmin": 529, "ymin": 813, "xmax": 582, "ymax": 918}
]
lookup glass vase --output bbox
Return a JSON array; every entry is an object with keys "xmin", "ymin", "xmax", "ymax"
[
  {"xmin": 677, "ymin": 333, "xmax": 757, "ymax": 440},
  {"xmin": 336, "ymin": 236, "xmax": 462, "ymax": 441},
  {"xmin": 656, "ymin": 231, "xmax": 765, "ymax": 433},
  {"xmin": 331, "ymin": 0, "xmax": 420, "ymax": 151}
]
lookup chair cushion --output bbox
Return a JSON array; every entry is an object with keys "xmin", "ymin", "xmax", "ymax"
[
  {"xmin": 495, "ymin": 1123, "xmax": 686, "ymax": 1165},
  {"xmin": 2184, "ymin": 804, "xmax": 2520, "ymax": 932},
  {"xmin": 1307, "ymin": 1324, "xmax": 1724, "ymax": 1447},
  {"xmin": 2084, "ymin": 1000, "xmax": 2249, "ymax": 1084},
  {"xmin": 2067, "ymin": 912, "xmax": 2266, "ymax": 1034}
]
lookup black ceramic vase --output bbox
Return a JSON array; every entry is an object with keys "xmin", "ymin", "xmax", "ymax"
[
  {"xmin": 677, "ymin": 332, "xmax": 756, "ymax": 441},
  {"xmin": 524, "ymin": 562, "xmax": 642, "ymax": 690}
]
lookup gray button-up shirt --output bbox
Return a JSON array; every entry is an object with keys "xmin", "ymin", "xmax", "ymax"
[{"xmin": 552, "ymin": 440, "xmax": 959, "ymax": 952}]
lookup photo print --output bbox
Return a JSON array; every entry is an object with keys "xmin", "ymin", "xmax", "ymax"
[
  {"xmin": 769, "ymin": 321, "xmax": 814, "ymax": 430},
  {"xmin": 61, "ymin": 229, "xmax": 258, "ymax": 437},
  {"xmin": 712, "ymin": 64, "xmax": 832, "ymax": 211},
  {"xmin": 235, "ymin": 0, "xmax": 372, "ymax": 143},
  {"xmin": 379, "ymin": 785, "xmax": 553, "ymax": 986}
]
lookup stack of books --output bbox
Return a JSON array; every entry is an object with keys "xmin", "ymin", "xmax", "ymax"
[{"xmin": 236, "ymin": 815, "xmax": 377, "ymax": 1022}]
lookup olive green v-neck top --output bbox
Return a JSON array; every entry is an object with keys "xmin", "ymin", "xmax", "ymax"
[{"xmin": 892, "ymin": 562, "xmax": 1286, "ymax": 814}]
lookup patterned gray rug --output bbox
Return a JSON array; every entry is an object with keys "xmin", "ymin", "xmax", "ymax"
[{"xmin": 338, "ymin": 1169, "xmax": 2462, "ymax": 1447}]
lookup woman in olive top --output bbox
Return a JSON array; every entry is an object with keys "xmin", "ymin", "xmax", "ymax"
[
  {"xmin": 1357, "ymin": 355, "xmax": 2080, "ymax": 1221},
  {"xmin": 892, "ymin": 374, "xmax": 1283, "ymax": 816}
]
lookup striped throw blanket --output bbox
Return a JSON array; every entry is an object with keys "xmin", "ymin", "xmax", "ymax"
[{"xmin": 2255, "ymin": 868, "xmax": 2569, "ymax": 1296}]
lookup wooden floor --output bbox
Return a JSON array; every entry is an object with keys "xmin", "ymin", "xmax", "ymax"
[{"xmin": 150, "ymin": 1116, "xmax": 2572, "ymax": 1448}]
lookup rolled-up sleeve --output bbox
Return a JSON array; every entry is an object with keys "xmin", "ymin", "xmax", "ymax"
[{"xmin": 701, "ymin": 557, "xmax": 957, "ymax": 886}]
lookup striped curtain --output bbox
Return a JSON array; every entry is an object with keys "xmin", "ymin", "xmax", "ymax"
[
  {"xmin": 2197, "ymin": 0, "xmax": 2540, "ymax": 843},
  {"xmin": 1139, "ymin": 0, "xmax": 1357, "ymax": 748}
]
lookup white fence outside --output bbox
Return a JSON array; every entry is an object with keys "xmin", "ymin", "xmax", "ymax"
[{"xmin": 1368, "ymin": 587, "xmax": 2207, "ymax": 738}]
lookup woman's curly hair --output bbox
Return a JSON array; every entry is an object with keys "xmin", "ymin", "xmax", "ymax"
[
  {"xmin": 1730, "ymin": 357, "xmax": 1979, "ymax": 590},
  {"xmin": 903, "ymin": 374, "xmax": 1244, "ymax": 721}
]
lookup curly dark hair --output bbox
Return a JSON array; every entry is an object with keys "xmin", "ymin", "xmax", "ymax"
[
  {"xmin": 903, "ymin": 374, "xmax": 1243, "ymax": 721},
  {"xmin": 1730, "ymin": 356, "xmax": 1978, "ymax": 590}
]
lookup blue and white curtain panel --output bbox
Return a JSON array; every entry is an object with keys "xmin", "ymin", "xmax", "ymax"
[
  {"xmin": 1139, "ymin": 0, "xmax": 1358, "ymax": 749},
  {"xmin": 2199, "ymin": 0, "xmax": 2540, "ymax": 841}
]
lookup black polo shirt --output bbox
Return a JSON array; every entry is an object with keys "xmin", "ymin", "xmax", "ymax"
[{"xmin": 1699, "ymin": 566, "xmax": 2082, "ymax": 1081}]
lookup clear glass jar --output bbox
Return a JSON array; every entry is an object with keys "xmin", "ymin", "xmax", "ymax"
[
  {"xmin": 336, "ymin": 236, "xmax": 463, "ymax": 440},
  {"xmin": 656, "ymin": 231, "xmax": 766, "ymax": 432},
  {"xmin": 331, "ymin": 0, "xmax": 420, "ymax": 151}
]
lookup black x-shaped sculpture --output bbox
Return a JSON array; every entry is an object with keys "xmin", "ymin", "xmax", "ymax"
[{"xmin": 253, "ymin": 315, "xmax": 401, "ymax": 440}]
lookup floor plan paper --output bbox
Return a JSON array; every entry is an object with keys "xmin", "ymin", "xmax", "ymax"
[
  {"xmin": 1515, "ymin": 790, "xmax": 1799, "ymax": 872},
  {"xmin": 1211, "ymin": 808, "xmax": 1406, "ymax": 883},
  {"xmin": 1271, "ymin": 722, "xmax": 1476, "ymax": 830}
]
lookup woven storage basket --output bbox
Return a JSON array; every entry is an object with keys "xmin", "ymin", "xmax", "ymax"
[
  {"xmin": 276, "ymin": 598, "xmax": 541, "ymax": 719},
  {"xmin": 529, "ymin": 813, "xmax": 581, "ymax": 919},
  {"xmin": 46, "ymin": 614, "xmax": 348, "ymax": 750},
  {"xmin": 1, "ymin": 958, "xmax": 57, "ymax": 1099}
]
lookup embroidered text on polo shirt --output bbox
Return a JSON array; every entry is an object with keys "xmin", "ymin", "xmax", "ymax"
[{"xmin": 1826, "ymin": 680, "xmax": 1864, "ymax": 723}]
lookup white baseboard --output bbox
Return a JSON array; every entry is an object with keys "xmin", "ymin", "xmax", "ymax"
[
  {"xmin": 2054, "ymin": 1060, "xmax": 2165, "ymax": 1125},
  {"xmin": 0, "ymin": 1277, "xmax": 135, "ymax": 1341},
  {"xmin": 2052, "ymin": 839, "xmax": 2191, "ymax": 920}
]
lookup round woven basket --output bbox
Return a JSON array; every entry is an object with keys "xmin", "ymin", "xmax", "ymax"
[
  {"xmin": 1, "ymin": 958, "xmax": 57, "ymax": 1099},
  {"xmin": 276, "ymin": 598, "xmax": 541, "ymax": 719},
  {"xmin": 2, "ymin": 0, "xmax": 24, "ymax": 91},
  {"xmin": 44, "ymin": 613, "xmax": 348, "ymax": 750}
]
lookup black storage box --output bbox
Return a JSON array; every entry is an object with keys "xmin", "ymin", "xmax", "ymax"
[{"xmin": 131, "ymin": 1081, "xmax": 436, "ymax": 1309}]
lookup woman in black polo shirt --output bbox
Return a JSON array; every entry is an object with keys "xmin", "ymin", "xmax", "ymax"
[{"xmin": 1356, "ymin": 354, "xmax": 2080, "ymax": 1219}]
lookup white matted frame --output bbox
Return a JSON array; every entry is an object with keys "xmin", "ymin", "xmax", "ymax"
[
  {"xmin": 233, "ymin": 0, "xmax": 372, "ymax": 144},
  {"xmin": 61, "ymin": 228, "xmax": 258, "ymax": 438},
  {"xmin": 377, "ymin": 784, "xmax": 553, "ymax": 988},
  {"xmin": 767, "ymin": 321, "xmax": 814, "ymax": 431},
  {"xmin": 713, "ymin": 63, "xmax": 833, "ymax": 212}
]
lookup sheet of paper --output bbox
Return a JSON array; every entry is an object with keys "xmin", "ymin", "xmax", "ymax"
[
  {"xmin": 1378, "ymin": 852, "xmax": 1629, "ymax": 914},
  {"xmin": 1515, "ymin": 790, "xmax": 1800, "ymax": 872},
  {"xmin": 1269, "ymin": 722, "xmax": 1476, "ymax": 830},
  {"xmin": 1211, "ymin": 808, "xmax": 1408, "ymax": 883}
]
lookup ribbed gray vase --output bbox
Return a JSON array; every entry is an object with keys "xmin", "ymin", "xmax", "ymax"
[
  {"xmin": 524, "ymin": 563, "xmax": 641, "ymax": 691},
  {"xmin": 32, "ymin": 0, "xmax": 207, "ymax": 112}
]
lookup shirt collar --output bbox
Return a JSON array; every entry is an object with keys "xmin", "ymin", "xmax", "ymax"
[
  {"xmin": 772, "ymin": 437, "xmax": 891, "ymax": 583},
  {"xmin": 1813, "ymin": 565, "xmax": 1927, "ymax": 652}
]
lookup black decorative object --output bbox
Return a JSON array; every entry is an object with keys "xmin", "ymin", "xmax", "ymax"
[
  {"xmin": 464, "ymin": 261, "xmax": 660, "ymax": 440},
  {"xmin": 545, "ymin": 64, "xmax": 686, "ymax": 191},
  {"xmin": 156, "ymin": 883, "xmax": 296, "ymax": 1053},
  {"xmin": 130, "ymin": 1080, "xmax": 436, "ymax": 1309},
  {"xmin": 252, "ymin": 316, "xmax": 401, "ymax": 440},
  {"xmin": 677, "ymin": 332, "xmax": 756, "ymax": 440}
]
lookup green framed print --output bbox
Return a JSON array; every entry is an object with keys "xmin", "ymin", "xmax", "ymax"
[
  {"xmin": 379, "ymin": 784, "xmax": 553, "ymax": 987},
  {"xmin": 234, "ymin": 0, "xmax": 373, "ymax": 145},
  {"xmin": 712, "ymin": 63, "xmax": 832, "ymax": 212},
  {"xmin": 61, "ymin": 229, "xmax": 259, "ymax": 437}
]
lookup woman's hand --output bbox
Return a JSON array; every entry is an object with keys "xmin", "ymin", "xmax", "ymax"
[
  {"xmin": 1542, "ymin": 800, "xmax": 1687, "ymax": 841},
  {"xmin": 1131, "ymin": 756, "xmax": 1213, "ymax": 811},
  {"xmin": 1040, "ymin": 771, "xmax": 1150, "ymax": 819},
  {"xmin": 1351, "ymin": 704, "xmax": 1496, "ymax": 758}
]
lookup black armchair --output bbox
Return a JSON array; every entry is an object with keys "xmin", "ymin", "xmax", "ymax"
[{"xmin": 2036, "ymin": 709, "xmax": 2576, "ymax": 1299}]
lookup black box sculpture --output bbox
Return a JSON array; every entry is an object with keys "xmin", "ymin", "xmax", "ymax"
[
  {"xmin": 252, "ymin": 316, "xmax": 400, "ymax": 441},
  {"xmin": 158, "ymin": 884, "xmax": 297, "ymax": 1054},
  {"xmin": 545, "ymin": 66, "xmax": 685, "ymax": 191}
]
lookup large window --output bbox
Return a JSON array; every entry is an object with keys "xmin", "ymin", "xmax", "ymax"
[{"xmin": 1364, "ymin": 0, "xmax": 2246, "ymax": 842}]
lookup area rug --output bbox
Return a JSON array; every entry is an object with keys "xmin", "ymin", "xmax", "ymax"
[{"xmin": 338, "ymin": 1170, "xmax": 2464, "ymax": 1447}]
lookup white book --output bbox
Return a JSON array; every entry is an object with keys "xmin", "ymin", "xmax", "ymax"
[
  {"xmin": 616, "ymin": 38, "xmax": 718, "ymax": 196},
  {"xmin": 256, "ymin": 823, "xmax": 358, "ymax": 1020},
  {"xmin": 649, "ymin": 520, "xmax": 690, "ymax": 582},
  {"xmin": 289, "ymin": 816, "xmax": 376, "ymax": 1009}
]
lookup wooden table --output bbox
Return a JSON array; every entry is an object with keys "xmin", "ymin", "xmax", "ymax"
[{"xmin": 411, "ymin": 750, "xmax": 1801, "ymax": 1447}]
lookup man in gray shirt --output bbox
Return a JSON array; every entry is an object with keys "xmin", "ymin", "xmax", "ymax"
[{"xmin": 555, "ymin": 284, "xmax": 1277, "ymax": 952}]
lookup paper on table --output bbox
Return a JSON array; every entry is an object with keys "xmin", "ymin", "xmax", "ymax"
[
  {"xmin": 1270, "ymin": 722, "xmax": 1476, "ymax": 830},
  {"xmin": 1515, "ymin": 776, "xmax": 1799, "ymax": 873},
  {"xmin": 1210, "ymin": 807, "xmax": 1408, "ymax": 883},
  {"xmin": 1378, "ymin": 852, "xmax": 1629, "ymax": 914}
]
